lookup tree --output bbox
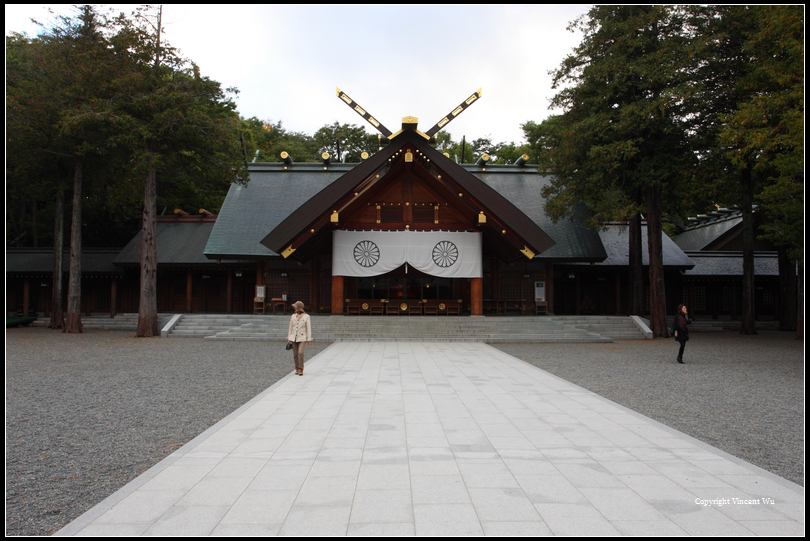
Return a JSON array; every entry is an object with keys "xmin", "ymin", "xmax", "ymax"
[
  {"xmin": 110, "ymin": 6, "xmax": 248, "ymax": 337},
  {"xmin": 312, "ymin": 122, "xmax": 377, "ymax": 163},
  {"xmin": 720, "ymin": 6, "xmax": 803, "ymax": 334},
  {"xmin": 686, "ymin": 5, "xmax": 804, "ymax": 334},
  {"xmin": 11, "ymin": 5, "xmax": 126, "ymax": 332},
  {"xmin": 538, "ymin": 6, "xmax": 693, "ymax": 336}
]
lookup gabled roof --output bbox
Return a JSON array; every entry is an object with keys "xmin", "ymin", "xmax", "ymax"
[
  {"xmin": 259, "ymin": 129, "xmax": 557, "ymax": 262},
  {"xmin": 673, "ymin": 210, "xmax": 743, "ymax": 251}
]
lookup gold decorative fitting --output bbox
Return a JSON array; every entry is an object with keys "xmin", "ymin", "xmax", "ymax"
[
  {"xmin": 281, "ymin": 245, "xmax": 296, "ymax": 259},
  {"xmin": 405, "ymin": 151, "xmax": 413, "ymax": 162},
  {"xmin": 521, "ymin": 246, "xmax": 536, "ymax": 259},
  {"xmin": 478, "ymin": 212, "xmax": 486, "ymax": 224},
  {"xmin": 400, "ymin": 303, "xmax": 408, "ymax": 311},
  {"xmin": 361, "ymin": 151, "xmax": 369, "ymax": 160},
  {"xmin": 331, "ymin": 211, "xmax": 339, "ymax": 223}
]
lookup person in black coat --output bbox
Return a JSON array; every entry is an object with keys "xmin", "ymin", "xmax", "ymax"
[{"xmin": 671, "ymin": 304, "xmax": 692, "ymax": 364}]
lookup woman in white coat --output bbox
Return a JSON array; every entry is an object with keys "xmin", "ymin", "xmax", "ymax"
[{"xmin": 287, "ymin": 301, "xmax": 312, "ymax": 376}]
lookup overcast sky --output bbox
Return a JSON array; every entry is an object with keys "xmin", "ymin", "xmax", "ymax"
[{"xmin": 6, "ymin": 4, "xmax": 591, "ymax": 147}]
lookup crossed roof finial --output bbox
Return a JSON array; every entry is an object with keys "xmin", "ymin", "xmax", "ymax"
[{"xmin": 336, "ymin": 87, "xmax": 482, "ymax": 142}]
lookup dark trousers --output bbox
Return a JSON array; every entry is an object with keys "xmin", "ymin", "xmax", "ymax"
[
  {"xmin": 292, "ymin": 341, "xmax": 306, "ymax": 371},
  {"xmin": 677, "ymin": 341, "xmax": 686, "ymax": 360}
]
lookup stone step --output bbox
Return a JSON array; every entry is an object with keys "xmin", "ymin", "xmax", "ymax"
[{"xmin": 180, "ymin": 314, "xmax": 622, "ymax": 343}]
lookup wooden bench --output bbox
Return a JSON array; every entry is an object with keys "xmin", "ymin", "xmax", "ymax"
[{"xmin": 422, "ymin": 301, "xmax": 439, "ymax": 316}]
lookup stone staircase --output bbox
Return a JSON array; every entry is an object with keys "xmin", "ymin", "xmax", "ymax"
[
  {"xmin": 159, "ymin": 314, "xmax": 653, "ymax": 343},
  {"xmin": 30, "ymin": 313, "xmax": 175, "ymax": 332}
]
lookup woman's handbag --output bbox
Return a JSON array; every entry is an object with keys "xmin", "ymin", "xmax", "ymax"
[{"xmin": 286, "ymin": 342, "xmax": 293, "ymax": 350}]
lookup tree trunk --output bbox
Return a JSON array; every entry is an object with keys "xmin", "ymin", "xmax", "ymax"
[
  {"xmin": 796, "ymin": 261, "xmax": 804, "ymax": 340},
  {"xmin": 65, "ymin": 158, "xmax": 83, "ymax": 333},
  {"xmin": 136, "ymin": 6, "xmax": 162, "ymax": 338},
  {"xmin": 49, "ymin": 183, "xmax": 66, "ymax": 329},
  {"xmin": 646, "ymin": 183, "xmax": 668, "ymax": 337},
  {"xmin": 628, "ymin": 210, "xmax": 644, "ymax": 316},
  {"xmin": 740, "ymin": 167, "xmax": 757, "ymax": 334},
  {"xmin": 136, "ymin": 158, "xmax": 159, "ymax": 337},
  {"xmin": 777, "ymin": 246, "xmax": 797, "ymax": 332}
]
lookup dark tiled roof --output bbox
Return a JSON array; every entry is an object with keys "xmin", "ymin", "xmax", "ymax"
[
  {"xmin": 6, "ymin": 248, "xmax": 122, "ymax": 275},
  {"xmin": 474, "ymin": 170, "xmax": 606, "ymax": 261},
  {"xmin": 673, "ymin": 211, "xmax": 742, "ymax": 251},
  {"xmin": 568, "ymin": 224, "xmax": 694, "ymax": 268},
  {"xmin": 114, "ymin": 220, "xmax": 220, "ymax": 266},
  {"xmin": 205, "ymin": 165, "xmax": 351, "ymax": 259}
]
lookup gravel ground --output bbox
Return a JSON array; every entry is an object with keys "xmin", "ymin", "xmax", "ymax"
[
  {"xmin": 495, "ymin": 330, "xmax": 804, "ymax": 488},
  {"xmin": 6, "ymin": 328, "xmax": 804, "ymax": 535},
  {"xmin": 5, "ymin": 328, "xmax": 331, "ymax": 536}
]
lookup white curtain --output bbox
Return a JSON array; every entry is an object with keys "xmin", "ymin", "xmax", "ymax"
[{"xmin": 333, "ymin": 230, "xmax": 482, "ymax": 278}]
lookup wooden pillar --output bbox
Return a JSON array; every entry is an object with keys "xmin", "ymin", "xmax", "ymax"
[
  {"xmin": 186, "ymin": 271, "xmax": 193, "ymax": 313},
  {"xmin": 227, "ymin": 270, "xmax": 233, "ymax": 314},
  {"xmin": 110, "ymin": 278, "xmax": 117, "ymax": 318},
  {"xmin": 23, "ymin": 278, "xmax": 30, "ymax": 317},
  {"xmin": 332, "ymin": 275, "xmax": 344, "ymax": 315},
  {"xmin": 471, "ymin": 277, "xmax": 483, "ymax": 316},
  {"xmin": 575, "ymin": 273, "xmax": 581, "ymax": 315},
  {"xmin": 545, "ymin": 262, "xmax": 555, "ymax": 315}
]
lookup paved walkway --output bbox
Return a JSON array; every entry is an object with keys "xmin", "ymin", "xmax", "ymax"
[{"xmin": 57, "ymin": 342, "xmax": 804, "ymax": 536}]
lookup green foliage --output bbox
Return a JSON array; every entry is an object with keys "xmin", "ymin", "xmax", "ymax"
[
  {"xmin": 683, "ymin": 5, "xmax": 804, "ymax": 262},
  {"xmin": 433, "ymin": 132, "xmax": 527, "ymax": 165},
  {"xmin": 6, "ymin": 5, "xmax": 248, "ymax": 247},
  {"xmin": 534, "ymin": 6, "xmax": 693, "ymax": 225}
]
